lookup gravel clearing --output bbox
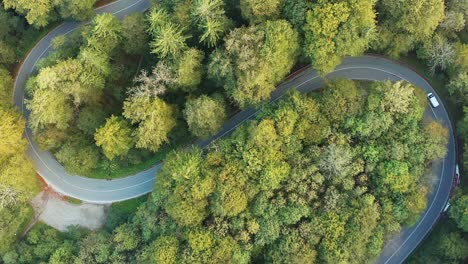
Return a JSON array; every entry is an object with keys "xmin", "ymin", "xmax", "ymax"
[{"xmin": 30, "ymin": 191, "xmax": 110, "ymax": 232}]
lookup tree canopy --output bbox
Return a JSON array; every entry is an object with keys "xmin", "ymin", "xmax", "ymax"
[
  {"xmin": 183, "ymin": 95, "xmax": 227, "ymax": 138},
  {"xmin": 95, "ymin": 116, "xmax": 134, "ymax": 160},
  {"xmin": 374, "ymin": 0, "xmax": 445, "ymax": 58},
  {"xmin": 303, "ymin": 0, "xmax": 376, "ymax": 74},
  {"xmin": 123, "ymin": 96, "xmax": 176, "ymax": 152},
  {"xmin": 2, "ymin": 0, "xmax": 96, "ymax": 28},
  {"xmin": 209, "ymin": 19, "xmax": 299, "ymax": 107}
]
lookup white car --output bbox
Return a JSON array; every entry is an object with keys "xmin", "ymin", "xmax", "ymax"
[
  {"xmin": 443, "ymin": 202, "xmax": 451, "ymax": 212},
  {"xmin": 427, "ymin": 93, "xmax": 440, "ymax": 108}
]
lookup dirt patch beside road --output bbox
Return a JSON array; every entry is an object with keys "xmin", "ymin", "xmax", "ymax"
[{"xmin": 30, "ymin": 191, "xmax": 110, "ymax": 232}]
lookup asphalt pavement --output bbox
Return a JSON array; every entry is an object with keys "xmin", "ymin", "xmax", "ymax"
[{"xmin": 12, "ymin": 0, "xmax": 456, "ymax": 263}]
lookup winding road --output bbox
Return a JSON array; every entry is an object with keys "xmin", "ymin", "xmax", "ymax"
[{"xmin": 12, "ymin": 0, "xmax": 456, "ymax": 263}]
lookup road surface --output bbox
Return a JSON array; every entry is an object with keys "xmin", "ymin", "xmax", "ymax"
[{"xmin": 12, "ymin": 0, "xmax": 456, "ymax": 263}]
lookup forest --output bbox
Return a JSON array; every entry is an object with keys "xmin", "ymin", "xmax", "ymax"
[
  {"xmin": 0, "ymin": 0, "xmax": 466, "ymax": 263},
  {"xmin": 2, "ymin": 80, "xmax": 450, "ymax": 263}
]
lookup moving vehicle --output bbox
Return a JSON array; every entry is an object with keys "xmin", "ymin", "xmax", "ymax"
[
  {"xmin": 443, "ymin": 202, "xmax": 451, "ymax": 212},
  {"xmin": 427, "ymin": 93, "xmax": 439, "ymax": 108}
]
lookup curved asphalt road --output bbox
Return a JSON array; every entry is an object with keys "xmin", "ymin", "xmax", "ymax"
[{"xmin": 12, "ymin": 0, "xmax": 456, "ymax": 263}]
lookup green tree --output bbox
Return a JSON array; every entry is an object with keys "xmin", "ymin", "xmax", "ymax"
[
  {"xmin": 319, "ymin": 79, "xmax": 363, "ymax": 124},
  {"xmin": 447, "ymin": 72, "xmax": 468, "ymax": 105},
  {"xmin": 56, "ymin": 139, "xmax": 100, "ymax": 175},
  {"xmin": 26, "ymin": 88, "xmax": 73, "ymax": 131},
  {"xmin": 0, "ymin": 41, "xmax": 15, "ymax": 66},
  {"xmin": 240, "ymin": 0, "xmax": 282, "ymax": 23},
  {"xmin": 123, "ymin": 96, "xmax": 176, "ymax": 152},
  {"xmin": 183, "ymin": 95, "xmax": 226, "ymax": 138},
  {"xmin": 378, "ymin": 161, "xmax": 412, "ymax": 194},
  {"xmin": 210, "ymin": 20, "xmax": 299, "ymax": 107},
  {"xmin": 32, "ymin": 58, "xmax": 104, "ymax": 105},
  {"xmin": 154, "ymin": 148, "xmax": 214, "ymax": 226},
  {"xmin": 176, "ymin": 48, "xmax": 204, "ymax": 91},
  {"xmin": 303, "ymin": 0, "xmax": 376, "ymax": 74},
  {"xmin": 281, "ymin": 0, "xmax": 308, "ymax": 30},
  {"xmin": 95, "ymin": 116, "xmax": 134, "ymax": 160},
  {"xmin": 147, "ymin": 8, "xmax": 188, "ymax": 58},
  {"xmin": 423, "ymin": 121, "xmax": 449, "ymax": 161},
  {"xmin": 59, "ymin": 0, "xmax": 96, "ymax": 21},
  {"xmin": 0, "ymin": 206, "xmax": 33, "ymax": 255},
  {"xmin": 113, "ymin": 223, "xmax": 140, "ymax": 252},
  {"xmin": 459, "ymin": 107, "xmax": 468, "ymax": 140},
  {"xmin": 75, "ymin": 232, "xmax": 111, "ymax": 264},
  {"xmin": 3, "ymin": 0, "xmax": 56, "ymax": 28},
  {"xmin": 121, "ymin": 13, "xmax": 148, "ymax": 55},
  {"xmin": 449, "ymin": 195, "xmax": 468, "ymax": 231},
  {"xmin": 86, "ymin": 13, "xmax": 122, "ymax": 53},
  {"xmin": 375, "ymin": 0, "xmax": 444, "ymax": 58},
  {"xmin": 192, "ymin": 0, "xmax": 231, "ymax": 47},
  {"xmin": 76, "ymin": 105, "xmax": 107, "ymax": 136},
  {"xmin": 49, "ymin": 242, "xmax": 76, "ymax": 264},
  {"xmin": 3, "ymin": 0, "xmax": 97, "ymax": 28},
  {"xmin": 436, "ymin": 232, "xmax": 468, "ymax": 261},
  {"xmin": 150, "ymin": 236, "xmax": 179, "ymax": 264}
]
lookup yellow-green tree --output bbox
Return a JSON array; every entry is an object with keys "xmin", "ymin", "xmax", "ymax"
[
  {"xmin": 375, "ymin": 0, "xmax": 444, "ymax": 58},
  {"xmin": 95, "ymin": 116, "xmax": 134, "ymax": 160},
  {"xmin": 303, "ymin": 0, "xmax": 376, "ymax": 74},
  {"xmin": 183, "ymin": 95, "xmax": 226, "ymax": 138},
  {"xmin": 123, "ymin": 96, "xmax": 176, "ymax": 152}
]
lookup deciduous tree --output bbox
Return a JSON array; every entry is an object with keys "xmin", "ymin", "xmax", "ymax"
[
  {"xmin": 210, "ymin": 20, "xmax": 299, "ymax": 107},
  {"xmin": 303, "ymin": 0, "xmax": 376, "ymax": 74},
  {"xmin": 375, "ymin": 0, "xmax": 444, "ymax": 58},
  {"xmin": 183, "ymin": 95, "xmax": 226, "ymax": 138},
  {"xmin": 449, "ymin": 195, "xmax": 468, "ymax": 231},
  {"xmin": 129, "ymin": 62, "xmax": 175, "ymax": 97},
  {"xmin": 95, "ymin": 116, "xmax": 134, "ymax": 160},
  {"xmin": 123, "ymin": 96, "xmax": 176, "ymax": 152},
  {"xmin": 176, "ymin": 48, "xmax": 204, "ymax": 91},
  {"xmin": 240, "ymin": 0, "xmax": 282, "ymax": 23},
  {"xmin": 121, "ymin": 13, "xmax": 148, "ymax": 55}
]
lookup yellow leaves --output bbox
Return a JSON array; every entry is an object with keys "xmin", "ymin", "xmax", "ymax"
[
  {"xmin": 382, "ymin": 161, "xmax": 412, "ymax": 193},
  {"xmin": 308, "ymin": 2, "xmax": 350, "ymax": 38},
  {"xmin": 380, "ymin": 81, "xmax": 415, "ymax": 114},
  {"xmin": 191, "ymin": 177, "xmax": 215, "ymax": 200},
  {"xmin": 253, "ymin": 119, "xmax": 280, "ymax": 149},
  {"xmin": 247, "ymin": 219, "xmax": 260, "ymax": 234},
  {"xmin": 423, "ymin": 120, "xmax": 449, "ymax": 160},
  {"xmin": 0, "ymin": 109, "xmax": 27, "ymax": 158},
  {"xmin": 94, "ymin": 115, "xmax": 134, "ymax": 160},
  {"xmin": 123, "ymin": 96, "xmax": 176, "ymax": 152},
  {"xmin": 177, "ymin": 48, "xmax": 204, "ymax": 90},
  {"xmin": 188, "ymin": 229, "xmax": 214, "ymax": 252},
  {"xmin": 216, "ymin": 185, "xmax": 248, "ymax": 216},
  {"xmin": 0, "ymin": 154, "xmax": 38, "ymax": 203},
  {"xmin": 240, "ymin": 0, "xmax": 282, "ymax": 23},
  {"xmin": 304, "ymin": 0, "xmax": 375, "ymax": 74},
  {"xmin": 404, "ymin": 185, "xmax": 428, "ymax": 214},
  {"xmin": 152, "ymin": 236, "xmax": 179, "ymax": 264}
]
